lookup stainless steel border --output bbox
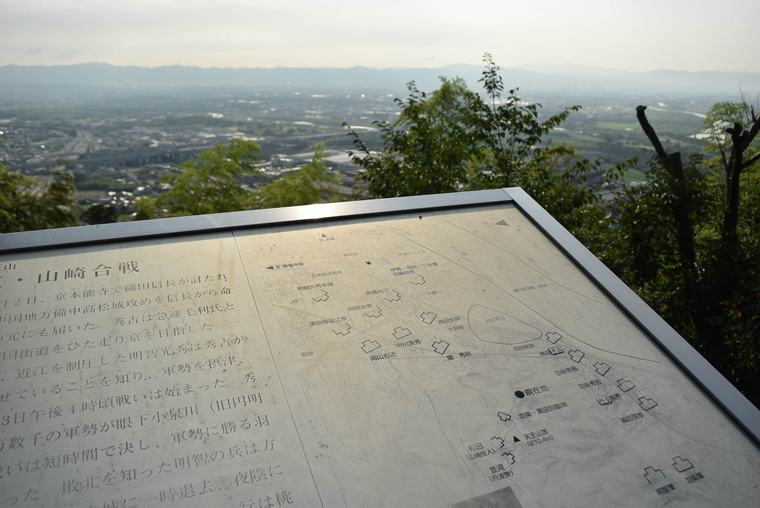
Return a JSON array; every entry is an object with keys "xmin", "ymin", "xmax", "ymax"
[
  {"xmin": 0, "ymin": 189, "xmax": 512, "ymax": 254},
  {"xmin": 1, "ymin": 186, "xmax": 757, "ymax": 446}
]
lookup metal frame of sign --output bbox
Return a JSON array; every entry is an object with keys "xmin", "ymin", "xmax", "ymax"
[{"xmin": 1, "ymin": 187, "xmax": 758, "ymax": 446}]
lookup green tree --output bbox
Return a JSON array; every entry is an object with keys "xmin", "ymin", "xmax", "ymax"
[
  {"xmin": 465, "ymin": 54, "xmax": 581, "ymax": 190},
  {"xmin": 254, "ymin": 143, "xmax": 342, "ymax": 209},
  {"xmin": 510, "ymin": 144, "xmax": 625, "ymax": 249},
  {"xmin": 346, "ymin": 77, "xmax": 480, "ymax": 197},
  {"xmin": 81, "ymin": 203, "xmax": 117, "ymax": 225},
  {"xmin": 609, "ymin": 103, "xmax": 760, "ymax": 404},
  {"xmin": 0, "ymin": 164, "xmax": 79, "ymax": 233},
  {"xmin": 346, "ymin": 53, "xmax": 620, "ymax": 233},
  {"xmin": 157, "ymin": 139, "xmax": 261, "ymax": 216},
  {"xmin": 132, "ymin": 196, "xmax": 158, "ymax": 221},
  {"xmin": 140, "ymin": 140, "xmax": 342, "ymax": 218}
]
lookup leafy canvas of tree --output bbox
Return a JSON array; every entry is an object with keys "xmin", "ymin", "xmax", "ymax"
[{"xmin": 0, "ymin": 164, "xmax": 79, "ymax": 233}]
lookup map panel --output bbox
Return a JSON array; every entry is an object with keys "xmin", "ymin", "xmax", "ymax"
[{"xmin": 0, "ymin": 203, "xmax": 758, "ymax": 507}]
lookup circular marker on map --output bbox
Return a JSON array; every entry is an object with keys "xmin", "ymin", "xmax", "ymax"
[{"xmin": 515, "ymin": 390, "xmax": 525, "ymax": 399}]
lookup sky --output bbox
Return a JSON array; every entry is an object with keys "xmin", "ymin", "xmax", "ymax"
[{"xmin": 1, "ymin": 0, "xmax": 758, "ymax": 73}]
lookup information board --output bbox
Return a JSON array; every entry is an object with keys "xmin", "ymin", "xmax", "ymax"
[{"xmin": 1, "ymin": 191, "xmax": 758, "ymax": 507}]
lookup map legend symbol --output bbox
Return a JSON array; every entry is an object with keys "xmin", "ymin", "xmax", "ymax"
[
  {"xmin": 638, "ymin": 396, "xmax": 658, "ymax": 411},
  {"xmin": 617, "ymin": 378, "xmax": 635, "ymax": 392},
  {"xmin": 593, "ymin": 362, "xmax": 611, "ymax": 376},
  {"xmin": 502, "ymin": 452, "xmax": 516, "ymax": 465},
  {"xmin": 384, "ymin": 289, "xmax": 401, "ymax": 303},
  {"xmin": 432, "ymin": 340, "xmax": 450, "ymax": 355},
  {"xmin": 392, "ymin": 327, "xmax": 412, "ymax": 340},
  {"xmin": 312, "ymin": 290, "xmax": 329, "ymax": 302},
  {"xmin": 409, "ymin": 274, "xmax": 426, "ymax": 285},
  {"xmin": 419, "ymin": 311, "xmax": 437, "ymax": 324},
  {"xmin": 643, "ymin": 466, "xmax": 666, "ymax": 484},
  {"xmin": 672, "ymin": 456, "xmax": 694, "ymax": 473},
  {"xmin": 331, "ymin": 323, "xmax": 352, "ymax": 336},
  {"xmin": 361, "ymin": 340, "xmax": 381, "ymax": 353}
]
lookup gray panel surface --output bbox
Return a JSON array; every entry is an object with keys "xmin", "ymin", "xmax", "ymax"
[{"xmin": 0, "ymin": 191, "xmax": 758, "ymax": 507}]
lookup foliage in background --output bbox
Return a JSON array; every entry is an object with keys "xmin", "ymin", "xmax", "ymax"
[
  {"xmin": 606, "ymin": 103, "xmax": 760, "ymax": 403},
  {"xmin": 81, "ymin": 203, "xmax": 117, "ymax": 225},
  {"xmin": 345, "ymin": 78, "xmax": 480, "ymax": 197},
  {"xmin": 132, "ymin": 196, "xmax": 158, "ymax": 221},
  {"xmin": 156, "ymin": 139, "xmax": 262, "ymax": 216},
  {"xmin": 0, "ymin": 164, "xmax": 79, "ymax": 233},
  {"xmin": 254, "ymin": 143, "xmax": 341, "ymax": 209},
  {"xmin": 133, "ymin": 141, "xmax": 341, "ymax": 219},
  {"xmin": 346, "ymin": 54, "xmax": 624, "ymax": 241}
]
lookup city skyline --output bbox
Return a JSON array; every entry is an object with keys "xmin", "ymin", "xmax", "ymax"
[{"xmin": 1, "ymin": 0, "xmax": 758, "ymax": 73}]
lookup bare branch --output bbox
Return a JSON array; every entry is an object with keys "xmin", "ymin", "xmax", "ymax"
[
  {"xmin": 669, "ymin": 153, "xmax": 684, "ymax": 178},
  {"xmin": 636, "ymin": 105, "xmax": 668, "ymax": 161},
  {"xmin": 744, "ymin": 116, "xmax": 760, "ymax": 149},
  {"xmin": 714, "ymin": 136, "xmax": 730, "ymax": 172}
]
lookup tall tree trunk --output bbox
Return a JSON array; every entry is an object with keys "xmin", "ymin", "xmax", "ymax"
[{"xmin": 636, "ymin": 106, "xmax": 718, "ymax": 356}]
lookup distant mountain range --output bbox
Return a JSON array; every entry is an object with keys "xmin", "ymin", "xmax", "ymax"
[{"xmin": 1, "ymin": 63, "xmax": 758, "ymax": 97}]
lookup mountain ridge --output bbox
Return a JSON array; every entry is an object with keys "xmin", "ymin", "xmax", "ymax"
[{"xmin": 1, "ymin": 63, "xmax": 758, "ymax": 96}]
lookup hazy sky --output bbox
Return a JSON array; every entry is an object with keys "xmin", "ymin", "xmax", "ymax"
[{"xmin": 1, "ymin": 0, "xmax": 758, "ymax": 72}]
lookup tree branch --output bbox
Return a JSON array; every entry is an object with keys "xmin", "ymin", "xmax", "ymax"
[
  {"xmin": 744, "ymin": 116, "xmax": 760, "ymax": 149},
  {"xmin": 636, "ymin": 105, "xmax": 668, "ymax": 161},
  {"xmin": 635, "ymin": 104, "xmax": 714, "ymax": 355},
  {"xmin": 715, "ymin": 137, "xmax": 730, "ymax": 172},
  {"xmin": 743, "ymin": 152, "xmax": 760, "ymax": 170}
]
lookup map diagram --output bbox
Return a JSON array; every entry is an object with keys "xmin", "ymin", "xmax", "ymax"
[
  {"xmin": 1, "ymin": 203, "xmax": 757, "ymax": 508},
  {"xmin": 236, "ymin": 204, "xmax": 760, "ymax": 507}
]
